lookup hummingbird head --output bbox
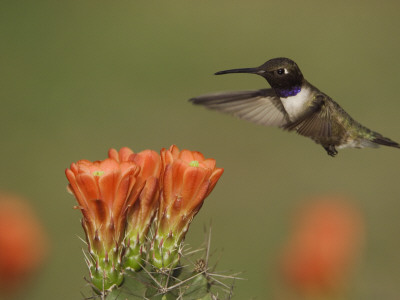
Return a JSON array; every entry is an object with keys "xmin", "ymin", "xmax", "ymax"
[{"xmin": 215, "ymin": 57, "xmax": 304, "ymax": 90}]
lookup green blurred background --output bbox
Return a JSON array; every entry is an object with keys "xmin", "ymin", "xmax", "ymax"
[{"xmin": 1, "ymin": 1, "xmax": 400, "ymax": 299}]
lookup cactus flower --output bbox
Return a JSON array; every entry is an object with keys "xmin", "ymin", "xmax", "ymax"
[
  {"xmin": 65, "ymin": 158, "xmax": 139, "ymax": 291},
  {"xmin": 109, "ymin": 147, "xmax": 162, "ymax": 271},
  {"xmin": 0, "ymin": 193, "xmax": 48, "ymax": 296},
  {"xmin": 150, "ymin": 145, "xmax": 224, "ymax": 269},
  {"xmin": 280, "ymin": 196, "xmax": 364, "ymax": 297}
]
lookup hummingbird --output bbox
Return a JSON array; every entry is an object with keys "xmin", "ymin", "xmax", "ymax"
[{"xmin": 190, "ymin": 57, "xmax": 400, "ymax": 156}]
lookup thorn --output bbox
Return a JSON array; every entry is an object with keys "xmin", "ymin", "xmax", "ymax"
[
  {"xmin": 76, "ymin": 234, "xmax": 88, "ymax": 245},
  {"xmin": 205, "ymin": 225, "xmax": 212, "ymax": 267},
  {"xmin": 138, "ymin": 262, "xmax": 164, "ymax": 289},
  {"xmin": 165, "ymin": 269, "xmax": 207, "ymax": 292},
  {"xmin": 82, "ymin": 249, "xmax": 92, "ymax": 269}
]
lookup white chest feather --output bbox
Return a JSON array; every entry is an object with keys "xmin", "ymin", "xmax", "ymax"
[{"xmin": 280, "ymin": 88, "xmax": 311, "ymax": 121}]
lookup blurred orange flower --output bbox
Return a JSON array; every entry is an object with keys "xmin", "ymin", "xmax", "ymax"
[
  {"xmin": 0, "ymin": 193, "xmax": 48, "ymax": 295},
  {"xmin": 150, "ymin": 145, "xmax": 224, "ymax": 269},
  {"xmin": 109, "ymin": 147, "xmax": 162, "ymax": 271},
  {"xmin": 280, "ymin": 196, "xmax": 364, "ymax": 297},
  {"xmin": 65, "ymin": 158, "xmax": 139, "ymax": 291}
]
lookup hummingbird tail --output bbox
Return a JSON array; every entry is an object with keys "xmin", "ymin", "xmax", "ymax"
[{"xmin": 371, "ymin": 135, "xmax": 400, "ymax": 149}]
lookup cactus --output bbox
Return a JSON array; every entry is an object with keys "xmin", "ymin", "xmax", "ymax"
[
  {"xmin": 85, "ymin": 227, "xmax": 239, "ymax": 300},
  {"xmin": 82, "ymin": 228, "xmax": 125, "ymax": 293}
]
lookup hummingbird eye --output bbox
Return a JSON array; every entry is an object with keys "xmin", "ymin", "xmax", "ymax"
[{"xmin": 276, "ymin": 68, "xmax": 285, "ymax": 75}]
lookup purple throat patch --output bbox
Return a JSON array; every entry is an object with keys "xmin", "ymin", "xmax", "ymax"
[{"xmin": 276, "ymin": 86, "xmax": 301, "ymax": 98}]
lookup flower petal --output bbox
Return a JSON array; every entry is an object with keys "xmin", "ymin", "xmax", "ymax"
[
  {"xmin": 200, "ymin": 158, "xmax": 216, "ymax": 170},
  {"xmin": 179, "ymin": 149, "xmax": 195, "ymax": 162},
  {"xmin": 180, "ymin": 166, "xmax": 210, "ymax": 212},
  {"xmin": 98, "ymin": 168, "xmax": 119, "ymax": 208},
  {"xmin": 133, "ymin": 150, "xmax": 161, "ymax": 180},
  {"xmin": 170, "ymin": 159, "xmax": 188, "ymax": 197},
  {"xmin": 76, "ymin": 173, "xmax": 100, "ymax": 205},
  {"xmin": 191, "ymin": 151, "xmax": 206, "ymax": 162},
  {"xmin": 206, "ymin": 168, "xmax": 224, "ymax": 197},
  {"xmin": 108, "ymin": 147, "xmax": 135, "ymax": 162}
]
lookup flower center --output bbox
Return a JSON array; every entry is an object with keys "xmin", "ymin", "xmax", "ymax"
[
  {"xmin": 189, "ymin": 160, "xmax": 199, "ymax": 167},
  {"xmin": 93, "ymin": 171, "xmax": 104, "ymax": 176}
]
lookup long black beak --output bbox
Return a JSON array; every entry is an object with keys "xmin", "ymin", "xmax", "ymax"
[{"xmin": 214, "ymin": 67, "xmax": 261, "ymax": 75}]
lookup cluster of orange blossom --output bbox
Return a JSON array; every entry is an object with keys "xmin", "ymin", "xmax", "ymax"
[{"xmin": 65, "ymin": 145, "xmax": 223, "ymax": 292}]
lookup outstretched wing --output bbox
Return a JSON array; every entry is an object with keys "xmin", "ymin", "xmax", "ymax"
[{"xmin": 190, "ymin": 89, "xmax": 290, "ymax": 127}]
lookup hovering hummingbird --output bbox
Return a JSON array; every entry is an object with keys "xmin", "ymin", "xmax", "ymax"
[{"xmin": 190, "ymin": 57, "xmax": 400, "ymax": 156}]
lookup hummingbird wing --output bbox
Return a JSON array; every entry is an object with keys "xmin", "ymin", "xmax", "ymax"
[
  {"xmin": 285, "ymin": 94, "xmax": 400, "ymax": 149},
  {"xmin": 189, "ymin": 89, "xmax": 291, "ymax": 127},
  {"xmin": 285, "ymin": 95, "xmax": 329, "ymax": 133},
  {"xmin": 283, "ymin": 94, "xmax": 345, "ymax": 143}
]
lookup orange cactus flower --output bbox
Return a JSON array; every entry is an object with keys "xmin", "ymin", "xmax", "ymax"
[
  {"xmin": 65, "ymin": 158, "xmax": 139, "ymax": 291},
  {"xmin": 0, "ymin": 193, "xmax": 48, "ymax": 296},
  {"xmin": 150, "ymin": 145, "xmax": 224, "ymax": 269},
  {"xmin": 109, "ymin": 147, "xmax": 162, "ymax": 271},
  {"xmin": 280, "ymin": 196, "xmax": 364, "ymax": 297},
  {"xmin": 159, "ymin": 145, "xmax": 224, "ymax": 234}
]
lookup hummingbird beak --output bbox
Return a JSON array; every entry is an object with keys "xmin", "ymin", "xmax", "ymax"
[{"xmin": 214, "ymin": 67, "xmax": 263, "ymax": 76}]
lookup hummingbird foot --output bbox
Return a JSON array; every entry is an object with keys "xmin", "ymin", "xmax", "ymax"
[{"xmin": 323, "ymin": 145, "xmax": 338, "ymax": 157}]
